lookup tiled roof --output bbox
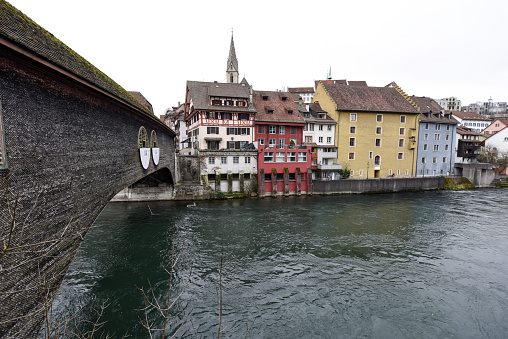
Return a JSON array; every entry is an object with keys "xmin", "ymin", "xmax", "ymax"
[
  {"xmin": 347, "ymin": 81, "xmax": 368, "ymax": 86},
  {"xmin": 410, "ymin": 96, "xmax": 458, "ymax": 124},
  {"xmin": 457, "ymin": 126, "xmax": 482, "ymax": 136},
  {"xmin": 252, "ymin": 90, "xmax": 305, "ymax": 124},
  {"xmin": 306, "ymin": 103, "xmax": 336, "ymax": 124},
  {"xmin": 322, "ymin": 83, "xmax": 420, "ymax": 113},
  {"xmin": 0, "ymin": 2, "xmax": 150, "ymax": 114},
  {"xmin": 288, "ymin": 87, "xmax": 314, "ymax": 93},
  {"xmin": 451, "ymin": 110, "xmax": 492, "ymax": 121},
  {"xmin": 129, "ymin": 91, "xmax": 153, "ymax": 114},
  {"xmin": 186, "ymin": 80, "xmax": 253, "ymax": 112}
]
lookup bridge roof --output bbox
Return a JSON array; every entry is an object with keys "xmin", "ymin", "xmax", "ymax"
[{"xmin": 0, "ymin": 2, "xmax": 153, "ymax": 116}]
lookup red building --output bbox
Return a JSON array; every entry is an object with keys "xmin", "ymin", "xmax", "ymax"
[{"xmin": 252, "ymin": 90, "xmax": 312, "ymax": 196}]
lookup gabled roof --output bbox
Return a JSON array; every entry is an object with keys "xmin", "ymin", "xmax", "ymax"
[
  {"xmin": 410, "ymin": 96, "xmax": 458, "ymax": 124},
  {"xmin": 0, "ymin": 1, "xmax": 150, "ymax": 114},
  {"xmin": 321, "ymin": 83, "xmax": 420, "ymax": 113},
  {"xmin": 252, "ymin": 90, "xmax": 304, "ymax": 124},
  {"xmin": 347, "ymin": 81, "xmax": 368, "ymax": 86},
  {"xmin": 186, "ymin": 80, "xmax": 253, "ymax": 112},
  {"xmin": 451, "ymin": 110, "xmax": 492, "ymax": 121},
  {"xmin": 314, "ymin": 79, "xmax": 367, "ymax": 90}
]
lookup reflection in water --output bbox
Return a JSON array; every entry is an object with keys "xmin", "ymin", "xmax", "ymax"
[{"xmin": 50, "ymin": 190, "xmax": 508, "ymax": 338}]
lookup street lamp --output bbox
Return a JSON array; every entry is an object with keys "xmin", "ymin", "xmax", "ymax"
[{"xmin": 367, "ymin": 162, "xmax": 369, "ymax": 179}]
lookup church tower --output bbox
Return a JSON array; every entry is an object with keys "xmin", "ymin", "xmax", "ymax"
[{"xmin": 226, "ymin": 32, "xmax": 239, "ymax": 83}]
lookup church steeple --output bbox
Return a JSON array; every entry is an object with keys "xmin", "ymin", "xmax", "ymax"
[{"xmin": 226, "ymin": 31, "xmax": 239, "ymax": 83}]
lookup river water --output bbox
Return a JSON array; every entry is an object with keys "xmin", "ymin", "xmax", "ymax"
[{"xmin": 50, "ymin": 189, "xmax": 508, "ymax": 338}]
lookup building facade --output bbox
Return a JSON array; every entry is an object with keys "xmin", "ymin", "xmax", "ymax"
[
  {"xmin": 435, "ymin": 96, "xmax": 461, "ymax": 111},
  {"xmin": 482, "ymin": 118, "xmax": 508, "ymax": 136},
  {"xmin": 411, "ymin": 97, "xmax": 457, "ymax": 176},
  {"xmin": 451, "ymin": 111, "xmax": 492, "ymax": 133},
  {"xmin": 455, "ymin": 127, "xmax": 482, "ymax": 163},
  {"xmin": 312, "ymin": 82, "xmax": 420, "ymax": 178},
  {"xmin": 253, "ymin": 90, "xmax": 311, "ymax": 196}
]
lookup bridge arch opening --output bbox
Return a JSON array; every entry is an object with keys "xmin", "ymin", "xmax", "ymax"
[{"xmin": 112, "ymin": 167, "xmax": 175, "ymax": 202}]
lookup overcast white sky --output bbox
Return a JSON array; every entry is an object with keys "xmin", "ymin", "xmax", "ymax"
[{"xmin": 7, "ymin": 0, "xmax": 508, "ymax": 115}]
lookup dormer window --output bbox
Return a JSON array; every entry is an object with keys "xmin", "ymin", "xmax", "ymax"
[
  {"xmin": 225, "ymin": 100, "xmax": 233, "ymax": 106},
  {"xmin": 267, "ymin": 110, "xmax": 274, "ymax": 114},
  {"xmin": 237, "ymin": 100, "xmax": 245, "ymax": 107},
  {"xmin": 262, "ymin": 95, "xmax": 268, "ymax": 101},
  {"xmin": 287, "ymin": 110, "xmax": 293, "ymax": 115},
  {"xmin": 212, "ymin": 99, "xmax": 221, "ymax": 106},
  {"xmin": 281, "ymin": 96, "xmax": 288, "ymax": 101},
  {"xmin": 318, "ymin": 113, "xmax": 326, "ymax": 119}
]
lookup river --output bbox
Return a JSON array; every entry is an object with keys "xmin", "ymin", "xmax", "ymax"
[{"xmin": 49, "ymin": 189, "xmax": 508, "ymax": 338}]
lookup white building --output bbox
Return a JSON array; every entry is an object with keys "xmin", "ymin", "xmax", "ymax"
[
  {"xmin": 484, "ymin": 127, "xmax": 508, "ymax": 158},
  {"xmin": 435, "ymin": 96, "xmax": 461, "ymax": 111},
  {"xmin": 451, "ymin": 111, "xmax": 492, "ymax": 133}
]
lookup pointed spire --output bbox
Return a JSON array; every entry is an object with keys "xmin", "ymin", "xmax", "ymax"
[{"xmin": 226, "ymin": 31, "xmax": 239, "ymax": 83}]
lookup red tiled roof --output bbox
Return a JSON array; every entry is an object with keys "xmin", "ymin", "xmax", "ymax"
[
  {"xmin": 322, "ymin": 83, "xmax": 420, "ymax": 113},
  {"xmin": 252, "ymin": 90, "xmax": 305, "ymax": 124},
  {"xmin": 288, "ymin": 87, "xmax": 314, "ymax": 93},
  {"xmin": 451, "ymin": 110, "xmax": 492, "ymax": 121}
]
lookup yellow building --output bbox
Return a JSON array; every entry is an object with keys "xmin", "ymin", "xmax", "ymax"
[{"xmin": 313, "ymin": 81, "xmax": 420, "ymax": 178}]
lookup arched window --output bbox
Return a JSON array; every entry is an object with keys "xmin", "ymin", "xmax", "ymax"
[
  {"xmin": 150, "ymin": 130, "xmax": 158, "ymax": 148},
  {"xmin": 138, "ymin": 127, "xmax": 148, "ymax": 148},
  {"xmin": 374, "ymin": 155, "xmax": 381, "ymax": 166}
]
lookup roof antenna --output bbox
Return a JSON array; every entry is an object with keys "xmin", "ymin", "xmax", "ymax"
[{"xmin": 327, "ymin": 66, "xmax": 332, "ymax": 80}]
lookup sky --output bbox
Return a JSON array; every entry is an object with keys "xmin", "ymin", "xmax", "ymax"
[{"xmin": 7, "ymin": 0, "xmax": 508, "ymax": 115}]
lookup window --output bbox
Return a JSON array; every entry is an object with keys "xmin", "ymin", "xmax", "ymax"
[
  {"xmin": 375, "ymin": 138, "xmax": 381, "ymax": 147},
  {"xmin": 264, "ymin": 152, "xmax": 274, "ymax": 162},
  {"xmin": 376, "ymin": 127, "xmax": 382, "ymax": 134},
  {"xmin": 350, "ymin": 113, "xmax": 357, "ymax": 121},
  {"xmin": 433, "ymin": 157, "xmax": 437, "ymax": 164},
  {"xmin": 423, "ymin": 144, "xmax": 428, "ymax": 151},
  {"xmin": 398, "ymin": 152, "xmax": 403, "ymax": 160},
  {"xmin": 389, "ymin": 169, "xmax": 392, "ymax": 175},
  {"xmin": 424, "ymin": 133, "xmax": 429, "ymax": 140},
  {"xmin": 207, "ymin": 126, "xmax": 219, "ymax": 134},
  {"xmin": 434, "ymin": 134, "xmax": 440, "ymax": 140},
  {"xmin": 208, "ymin": 157, "xmax": 215, "ymax": 165},
  {"xmin": 421, "ymin": 157, "xmax": 426, "ymax": 164},
  {"xmin": 298, "ymin": 152, "xmax": 307, "ymax": 162},
  {"xmin": 319, "ymin": 137, "xmax": 323, "ymax": 143},
  {"xmin": 258, "ymin": 125, "xmax": 266, "ymax": 134},
  {"xmin": 265, "ymin": 173, "xmax": 272, "ymax": 181},
  {"xmin": 434, "ymin": 144, "xmax": 439, "ymax": 151},
  {"xmin": 288, "ymin": 152, "xmax": 296, "ymax": 162},
  {"xmin": 269, "ymin": 125, "xmax": 276, "ymax": 134},
  {"xmin": 348, "ymin": 152, "xmax": 355, "ymax": 160},
  {"xmin": 445, "ymin": 134, "xmax": 449, "ymax": 141},
  {"xmin": 436, "ymin": 124, "xmax": 441, "ymax": 131},
  {"xmin": 445, "ymin": 145, "xmax": 449, "ymax": 151},
  {"xmin": 443, "ymin": 157, "xmax": 447, "ymax": 163},
  {"xmin": 269, "ymin": 138, "xmax": 276, "ymax": 147},
  {"xmin": 349, "ymin": 138, "xmax": 356, "ymax": 147},
  {"xmin": 399, "ymin": 127, "xmax": 405, "ymax": 135},
  {"xmin": 350, "ymin": 126, "xmax": 356, "ymax": 134},
  {"xmin": 369, "ymin": 151, "xmax": 373, "ymax": 159},
  {"xmin": 319, "ymin": 125, "xmax": 323, "ymax": 131},
  {"xmin": 138, "ymin": 126, "xmax": 149, "ymax": 148},
  {"xmin": 290, "ymin": 127, "xmax": 297, "ymax": 135},
  {"xmin": 400, "ymin": 115, "xmax": 406, "ymax": 123},
  {"xmin": 245, "ymin": 156, "xmax": 251, "ymax": 164},
  {"xmin": 305, "ymin": 136, "xmax": 312, "ymax": 143},
  {"xmin": 446, "ymin": 125, "xmax": 450, "ymax": 131},
  {"xmin": 279, "ymin": 138, "xmax": 285, "ymax": 148},
  {"xmin": 308, "ymin": 124, "xmax": 314, "ymax": 131},
  {"xmin": 279, "ymin": 126, "xmax": 285, "ymax": 134},
  {"xmin": 399, "ymin": 139, "xmax": 404, "ymax": 147},
  {"xmin": 258, "ymin": 138, "xmax": 265, "ymax": 145},
  {"xmin": 276, "ymin": 152, "xmax": 285, "ymax": 162},
  {"xmin": 287, "ymin": 110, "xmax": 293, "ymax": 115},
  {"xmin": 376, "ymin": 114, "xmax": 383, "ymax": 122},
  {"xmin": 327, "ymin": 125, "xmax": 332, "ymax": 131},
  {"xmin": 425, "ymin": 123, "xmax": 429, "ymax": 130},
  {"xmin": 233, "ymin": 156, "xmax": 239, "ymax": 164},
  {"xmin": 238, "ymin": 113, "xmax": 249, "ymax": 120},
  {"xmin": 221, "ymin": 156, "xmax": 227, "ymax": 164},
  {"xmin": 374, "ymin": 155, "xmax": 380, "ymax": 165},
  {"xmin": 326, "ymin": 137, "xmax": 331, "ymax": 144}
]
